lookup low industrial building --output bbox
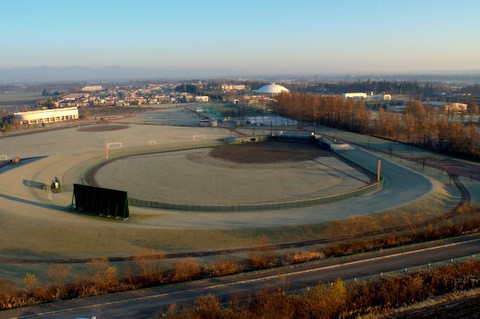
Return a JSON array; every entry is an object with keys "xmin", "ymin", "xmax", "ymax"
[
  {"xmin": 81, "ymin": 85, "xmax": 102, "ymax": 92},
  {"xmin": 422, "ymin": 101, "xmax": 468, "ymax": 112},
  {"xmin": 343, "ymin": 92, "xmax": 367, "ymax": 99},
  {"xmin": 62, "ymin": 93, "xmax": 89, "ymax": 101},
  {"xmin": 369, "ymin": 93, "xmax": 392, "ymax": 101},
  {"xmin": 195, "ymin": 96, "xmax": 210, "ymax": 103},
  {"xmin": 14, "ymin": 107, "xmax": 79, "ymax": 125},
  {"xmin": 221, "ymin": 84, "xmax": 247, "ymax": 91},
  {"xmin": 445, "ymin": 102, "xmax": 468, "ymax": 112},
  {"xmin": 386, "ymin": 105, "xmax": 407, "ymax": 112}
]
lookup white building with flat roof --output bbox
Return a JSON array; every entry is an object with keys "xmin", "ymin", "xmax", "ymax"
[
  {"xmin": 369, "ymin": 93, "xmax": 392, "ymax": 101},
  {"xmin": 81, "ymin": 85, "xmax": 102, "ymax": 92},
  {"xmin": 195, "ymin": 96, "xmax": 210, "ymax": 103},
  {"xmin": 14, "ymin": 107, "xmax": 79, "ymax": 125},
  {"xmin": 445, "ymin": 102, "xmax": 468, "ymax": 112},
  {"xmin": 221, "ymin": 84, "xmax": 246, "ymax": 91},
  {"xmin": 343, "ymin": 92, "xmax": 367, "ymax": 99}
]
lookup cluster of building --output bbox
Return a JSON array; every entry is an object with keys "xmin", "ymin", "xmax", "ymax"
[
  {"xmin": 44, "ymin": 82, "xmax": 292, "ymax": 110},
  {"xmin": 11, "ymin": 79, "xmax": 476, "ymax": 127},
  {"xmin": 342, "ymin": 91, "xmax": 472, "ymax": 114},
  {"xmin": 14, "ymin": 82, "xmax": 292, "ymax": 126},
  {"xmin": 225, "ymin": 83, "xmax": 290, "ymax": 107},
  {"xmin": 47, "ymin": 84, "xmax": 212, "ymax": 109}
]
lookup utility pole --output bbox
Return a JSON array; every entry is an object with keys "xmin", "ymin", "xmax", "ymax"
[{"xmin": 377, "ymin": 160, "xmax": 381, "ymax": 187}]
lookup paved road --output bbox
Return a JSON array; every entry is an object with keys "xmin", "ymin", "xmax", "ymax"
[{"xmin": 2, "ymin": 234, "xmax": 479, "ymax": 319}]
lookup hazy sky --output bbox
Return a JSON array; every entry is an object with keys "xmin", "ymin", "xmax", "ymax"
[{"xmin": 1, "ymin": 0, "xmax": 480, "ymax": 75}]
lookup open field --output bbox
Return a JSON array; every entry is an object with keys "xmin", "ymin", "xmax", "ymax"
[
  {"xmin": 0, "ymin": 91, "xmax": 44, "ymax": 111},
  {"xmin": 0, "ymin": 107, "xmax": 477, "ymax": 285}
]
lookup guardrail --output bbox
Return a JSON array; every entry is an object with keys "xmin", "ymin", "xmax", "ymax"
[{"xmin": 81, "ymin": 137, "xmax": 384, "ymax": 212}]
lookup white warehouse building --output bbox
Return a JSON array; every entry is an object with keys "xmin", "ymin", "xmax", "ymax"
[
  {"xmin": 343, "ymin": 92, "xmax": 368, "ymax": 99},
  {"xmin": 14, "ymin": 107, "xmax": 79, "ymax": 125}
]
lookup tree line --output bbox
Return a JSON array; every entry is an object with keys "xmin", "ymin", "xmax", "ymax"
[
  {"xmin": 285, "ymin": 80, "xmax": 450, "ymax": 97},
  {"xmin": 273, "ymin": 92, "xmax": 480, "ymax": 158},
  {"xmin": 323, "ymin": 80, "xmax": 424, "ymax": 95}
]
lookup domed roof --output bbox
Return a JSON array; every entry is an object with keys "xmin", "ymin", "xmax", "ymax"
[{"xmin": 256, "ymin": 83, "xmax": 290, "ymax": 94}]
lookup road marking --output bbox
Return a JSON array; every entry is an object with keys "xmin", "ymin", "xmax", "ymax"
[
  {"xmin": 11, "ymin": 236, "xmax": 480, "ymax": 318},
  {"xmin": 208, "ymin": 237, "xmax": 480, "ymax": 286}
]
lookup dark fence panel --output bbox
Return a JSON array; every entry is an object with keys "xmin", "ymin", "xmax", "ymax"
[{"xmin": 72, "ymin": 183, "xmax": 129, "ymax": 219}]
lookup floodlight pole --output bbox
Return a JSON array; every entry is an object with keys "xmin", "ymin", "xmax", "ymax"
[{"xmin": 377, "ymin": 160, "xmax": 381, "ymax": 187}]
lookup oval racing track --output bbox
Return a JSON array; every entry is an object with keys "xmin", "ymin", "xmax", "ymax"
[
  {"xmin": 0, "ymin": 132, "xmax": 433, "ymax": 230},
  {"xmin": 0, "ymin": 123, "xmax": 434, "ymax": 258},
  {"xmin": 92, "ymin": 146, "xmax": 434, "ymax": 228}
]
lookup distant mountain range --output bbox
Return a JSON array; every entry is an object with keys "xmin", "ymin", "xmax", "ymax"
[
  {"xmin": 0, "ymin": 66, "xmax": 236, "ymax": 84},
  {"xmin": 1, "ymin": 66, "xmax": 480, "ymax": 84}
]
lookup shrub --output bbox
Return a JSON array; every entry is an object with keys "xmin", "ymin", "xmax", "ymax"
[
  {"xmin": 173, "ymin": 257, "xmax": 201, "ymax": 282},
  {"xmin": 133, "ymin": 248, "xmax": 167, "ymax": 284},
  {"xmin": 84, "ymin": 257, "xmax": 118, "ymax": 295},
  {"xmin": 287, "ymin": 251, "xmax": 325, "ymax": 264},
  {"xmin": 246, "ymin": 236, "xmax": 277, "ymax": 270},
  {"xmin": 207, "ymin": 257, "xmax": 243, "ymax": 277}
]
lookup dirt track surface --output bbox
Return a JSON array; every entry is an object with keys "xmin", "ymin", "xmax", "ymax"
[
  {"xmin": 210, "ymin": 141, "xmax": 332, "ymax": 163},
  {"xmin": 92, "ymin": 142, "xmax": 367, "ymax": 205}
]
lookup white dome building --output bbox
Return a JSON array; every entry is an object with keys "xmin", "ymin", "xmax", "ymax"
[{"xmin": 255, "ymin": 83, "xmax": 290, "ymax": 95}]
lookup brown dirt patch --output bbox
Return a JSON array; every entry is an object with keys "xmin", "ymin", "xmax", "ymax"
[
  {"xmin": 209, "ymin": 141, "xmax": 332, "ymax": 164},
  {"xmin": 77, "ymin": 124, "xmax": 130, "ymax": 132}
]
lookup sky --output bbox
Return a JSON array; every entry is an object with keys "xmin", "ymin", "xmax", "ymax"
[{"xmin": 1, "ymin": 0, "xmax": 480, "ymax": 75}]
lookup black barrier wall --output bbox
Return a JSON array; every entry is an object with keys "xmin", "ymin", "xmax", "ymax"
[{"xmin": 72, "ymin": 184, "xmax": 129, "ymax": 219}]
